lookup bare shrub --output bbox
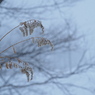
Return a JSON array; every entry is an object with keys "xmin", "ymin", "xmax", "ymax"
[{"xmin": 0, "ymin": 19, "xmax": 53, "ymax": 82}]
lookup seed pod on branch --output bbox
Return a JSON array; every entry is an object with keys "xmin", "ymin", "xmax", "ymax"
[
  {"xmin": 36, "ymin": 38, "xmax": 54, "ymax": 50},
  {"xmin": 19, "ymin": 20, "xmax": 44, "ymax": 37}
]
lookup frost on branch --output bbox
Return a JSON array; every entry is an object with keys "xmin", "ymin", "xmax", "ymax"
[
  {"xmin": 19, "ymin": 20, "xmax": 44, "ymax": 36},
  {"xmin": 36, "ymin": 38, "xmax": 54, "ymax": 50},
  {"xmin": 0, "ymin": 58, "xmax": 33, "ymax": 82},
  {"xmin": 21, "ymin": 67, "xmax": 33, "ymax": 82}
]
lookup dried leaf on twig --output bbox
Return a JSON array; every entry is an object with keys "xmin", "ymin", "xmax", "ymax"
[{"xmin": 12, "ymin": 46, "xmax": 16, "ymax": 53}]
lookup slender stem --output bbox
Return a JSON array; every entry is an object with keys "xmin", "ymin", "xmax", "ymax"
[
  {"xmin": 0, "ymin": 37, "xmax": 42, "ymax": 54},
  {"xmin": 0, "ymin": 25, "xmax": 20, "ymax": 41},
  {"xmin": 0, "ymin": 37, "xmax": 33, "ymax": 54}
]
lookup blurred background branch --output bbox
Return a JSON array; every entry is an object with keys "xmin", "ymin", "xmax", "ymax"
[{"xmin": 0, "ymin": 0, "xmax": 94, "ymax": 95}]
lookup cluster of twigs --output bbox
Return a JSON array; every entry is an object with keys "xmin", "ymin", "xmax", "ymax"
[{"xmin": 0, "ymin": 19, "xmax": 53, "ymax": 82}]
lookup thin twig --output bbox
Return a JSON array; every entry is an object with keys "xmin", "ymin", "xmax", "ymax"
[
  {"xmin": 0, "ymin": 25, "xmax": 20, "ymax": 41},
  {"xmin": 0, "ymin": 37, "xmax": 43, "ymax": 54},
  {"xmin": 0, "ymin": 37, "xmax": 33, "ymax": 54}
]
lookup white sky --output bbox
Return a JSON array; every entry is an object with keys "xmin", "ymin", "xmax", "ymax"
[
  {"xmin": 47, "ymin": 0, "xmax": 95, "ymax": 70},
  {"xmin": 70, "ymin": 0, "xmax": 95, "ymax": 59}
]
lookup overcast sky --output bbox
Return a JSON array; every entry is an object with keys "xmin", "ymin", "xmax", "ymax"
[
  {"xmin": 71, "ymin": 0, "xmax": 95, "ymax": 59},
  {"xmin": 1, "ymin": 0, "xmax": 95, "ymax": 95}
]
